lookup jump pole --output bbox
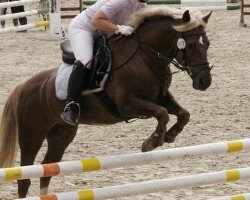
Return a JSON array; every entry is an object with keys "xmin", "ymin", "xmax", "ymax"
[
  {"xmin": 149, "ymin": 0, "xmax": 227, "ymax": 3},
  {"xmin": 0, "ymin": 0, "xmax": 40, "ymax": 8},
  {"xmin": 82, "ymin": 0, "xmax": 228, "ymax": 5},
  {"xmin": 181, "ymin": 5, "xmax": 240, "ymax": 10},
  {"xmin": 0, "ymin": 10, "xmax": 40, "ymax": 21},
  {"xmin": 0, "ymin": 21, "xmax": 49, "ymax": 33},
  {"xmin": 210, "ymin": 193, "xmax": 250, "ymax": 200},
  {"xmin": 0, "ymin": 138, "xmax": 249, "ymax": 183},
  {"xmin": 19, "ymin": 167, "xmax": 250, "ymax": 200},
  {"xmin": 81, "ymin": 1, "xmax": 240, "ymax": 10}
]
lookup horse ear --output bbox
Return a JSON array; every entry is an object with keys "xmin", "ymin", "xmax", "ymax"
[
  {"xmin": 203, "ymin": 11, "xmax": 212, "ymax": 24},
  {"xmin": 183, "ymin": 10, "xmax": 191, "ymax": 23}
]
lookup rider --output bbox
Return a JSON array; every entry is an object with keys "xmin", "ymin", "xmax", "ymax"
[{"xmin": 61, "ymin": 0, "xmax": 148, "ymax": 126}]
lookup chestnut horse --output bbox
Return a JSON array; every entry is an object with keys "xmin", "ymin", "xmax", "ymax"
[{"xmin": 0, "ymin": 7, "xmax": 212, "ymax": 198}]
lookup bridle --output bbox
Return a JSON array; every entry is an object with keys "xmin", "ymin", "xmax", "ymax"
[
  {"xmin": 137, "ymin": 31, "xmax": 213, "ymax": 80},
  {"xmin": 176, "ymin": 31, "xmax": 213, "ymax": 79},
  {"xmin": 96, "ymin": 29, "xmax": 213, "ymax": 78}
]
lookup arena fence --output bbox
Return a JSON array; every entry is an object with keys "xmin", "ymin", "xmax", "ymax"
[
  {"xmin": 61, "ymin": 0, "xmax": 82, "ymax": 19},
  {"xmin": 0, "ymin": 0, "xmax": 49, "ymax": 33},
  {"xmin": 240, "ymin": 0, "xmax": 250, "ymax": 26},
  {"xmin": 0, "ymin": 10, "xmax": 42, "ymax": 21},
  {"xmin": 0, "ymin": 0, "xmax": 242, "ymax": 33},
  {"xmin": 80, "ymin": 0, "xmax": 241, "ymax": 12},
  {"xmin": 0, "ymin": 0, "xmax": 40, "ymax": 8},
  {"xmin": 61, "ymin": 0, "xmax": 240, "ymax": 19}
]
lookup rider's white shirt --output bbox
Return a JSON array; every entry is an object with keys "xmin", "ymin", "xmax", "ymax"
[{"xmin": 71, "ymin": 0, "xmax": 147, "ymax": 33}]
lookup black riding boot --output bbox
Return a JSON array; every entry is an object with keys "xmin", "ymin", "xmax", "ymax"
[{"xmin": 61, "ymin": 60, "xmax": 88, "ymax": 126}]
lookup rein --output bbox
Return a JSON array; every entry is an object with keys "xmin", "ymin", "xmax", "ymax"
[
  {"xmin": 95, "ymin": 35, "xmax": 140, "ymax": 75},
  {"xmin": 97, "ymin": 31, "xmax": 182, "ymax": 76},
  {"xmin": 97, "ymin": 29, "xmax": 213, "ymax": 80}
]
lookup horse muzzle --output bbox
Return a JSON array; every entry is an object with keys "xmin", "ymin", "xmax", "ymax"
[{"xmin": 192, "ymin": 67, "xmax": 212, "ymax": 91}]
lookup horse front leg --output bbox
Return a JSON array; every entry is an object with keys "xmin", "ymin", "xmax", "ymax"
[
  {"xmin": 119, "ymin": 97, "xmax": 169, "ymax": 152},
  {"xmin": 158, "ymin": 91, "xmax": 190, "ymax": 143}
]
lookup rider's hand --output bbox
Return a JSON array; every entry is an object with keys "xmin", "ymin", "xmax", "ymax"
[{"xmin": 115, "ymin": 25, "xmax": 134, "ymax": 36}]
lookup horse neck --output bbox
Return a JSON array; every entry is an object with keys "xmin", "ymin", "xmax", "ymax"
[
  {"xmin": 137, "ymin": 17, "xmax": 178, "ymax": 56},
  {"xmin": 135, "ymin": 17, "xmax": 178, "ymax": 78}
]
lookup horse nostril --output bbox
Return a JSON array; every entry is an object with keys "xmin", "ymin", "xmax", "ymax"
[{"xmin": 199, "ymin": 78, "xmax": 204, "ymax": 85}]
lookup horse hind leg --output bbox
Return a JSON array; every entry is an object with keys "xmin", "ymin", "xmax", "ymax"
[
  {"xmin": 40, "ymin": 125, "xmax": 78, "ymax": 196},
  {"xmin": 17, "ymin": 127, "xmax": 48, "ymax": 198}
]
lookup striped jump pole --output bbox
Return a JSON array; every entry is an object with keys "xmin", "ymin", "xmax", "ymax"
[
  {"xmin": 20, "ymin": 167, "xmax": 250, "ymax": 200},
  {"xmin": 0, "ymin": 10, "xmax": 41, "ymax": 21},
  {"xmin": 82, "ymin": 0, "xmax": 223, "ymax": 5},
  {"xmin": 0, "ymin": 0, "xmax": 40, "ymax": 8},
  {"xmin": 181, "ymin": 5, "xmax": 240, "ymax": 10},
  {"xmin": 82, "ymin": 0, "xmax": 237, "ymax": 5},
  {"xmin": 149, "ymin": 0, "xmax": 239, "ymax": 3},
  {"xmin": 210, "ymin": 193, "xmax": 250, "ymax": 200},
  {"xmin": 148, "ymin": 0, "xmax": 227, "ymax": 4},
  {"xmin": 0, "ymin": 138, "xmax": 249, "ymax": 183},
  {"xmin": 0, "ymin": 21, "xmax": 49, "ymax": 33}
]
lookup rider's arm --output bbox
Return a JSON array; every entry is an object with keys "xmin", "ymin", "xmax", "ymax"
[{"xmin": 92, "ymin": 10, "xmax": 119, "ymax": 32}]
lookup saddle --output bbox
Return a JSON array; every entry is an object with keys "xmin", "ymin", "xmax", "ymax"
[
  {"xmin": 58, "ymin": 35, "xmax": 125, "ymax": 120},
  {"xmin": 60, "ymin": 34, "xmax": 112, "ymax": 89}
]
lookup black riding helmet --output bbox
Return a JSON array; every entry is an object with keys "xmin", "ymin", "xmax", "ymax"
[{"xmin": 138, "ymin": 0, "xmax": 149, "ymax": 3}]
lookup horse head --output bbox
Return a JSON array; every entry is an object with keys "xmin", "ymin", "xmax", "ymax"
[
  {"xmin": 173, "ymin": 10, "xmax": 212, "ymax": 91},
  {"xmin": 127, "ymin": 6, "xmax": 213, "ymax": 91}
]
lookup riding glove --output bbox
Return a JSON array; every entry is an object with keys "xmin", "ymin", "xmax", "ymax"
[{"xmin": 115, "ymin": 25, "xmax": 134, "ymax": 36}]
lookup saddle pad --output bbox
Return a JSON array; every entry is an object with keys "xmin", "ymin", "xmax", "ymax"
[{"xmin": 55, "ymin": 63, "xmax": 73, "ymax": 100}]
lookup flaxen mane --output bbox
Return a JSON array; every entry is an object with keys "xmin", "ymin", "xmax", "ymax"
[{"xmin": 126, "ymin": 5, "xmax": 207, "ymax": 32}]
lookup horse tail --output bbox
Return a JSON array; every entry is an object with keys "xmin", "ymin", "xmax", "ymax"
[{"xmin": 0, "ymin": 84, "xmax": 23, "ymax": 168}]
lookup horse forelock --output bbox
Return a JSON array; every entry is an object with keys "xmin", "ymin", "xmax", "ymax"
[{"xmin": 126, "ymin": 6, "xmax": 207, "ymax": 32}]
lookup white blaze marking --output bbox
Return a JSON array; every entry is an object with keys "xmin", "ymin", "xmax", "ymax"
[{"xmin": 199, "ymin": 36, "xmax": 204, "ymax": 45}]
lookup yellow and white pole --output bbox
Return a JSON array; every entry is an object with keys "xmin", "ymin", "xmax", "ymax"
[
  {"xmin": 0, "ymin": 138, "xmax": 249, "ymax": 183},
  {"xmin": 210, "ymin": 193, "xmax": 250, "ymax": 200},
  {"xmin": 20, "ymin": 167, "xmax": 250, "ymax": 200},
  {"xmin": 0, "ymin": 21, "xmax": 49, "ymax": 33}
]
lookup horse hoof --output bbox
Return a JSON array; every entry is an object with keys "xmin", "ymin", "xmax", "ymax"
[
  {"xmin": 141, "ymin": 139, "xmax": 156, "ymax": 152},
  {"xmin": 164, "ymin": 134, "xmax": 175, "ymax": 143},
  {"xmin": 141, "ymin": 144, "xmax": 148, "ymax": 152}
]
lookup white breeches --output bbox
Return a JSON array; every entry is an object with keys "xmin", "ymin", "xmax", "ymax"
[{"xmin": 68, "ymin": 21, "xmax": 95, "ymax": 69}]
